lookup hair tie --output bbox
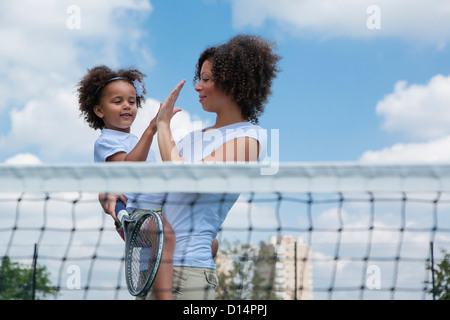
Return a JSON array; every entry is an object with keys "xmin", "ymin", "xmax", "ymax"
[{"xmin": 95, "ymin": 77, "xmax": 144, "ymax": 99}]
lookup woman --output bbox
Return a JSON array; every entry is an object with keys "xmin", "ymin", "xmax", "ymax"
[
  {"xmin": 152, "ymin": 34, "xmax": 280, "ymax": 300},
  {"xmin": 101, "ymin": 34, "xmax": 280, "ymax": 299}
]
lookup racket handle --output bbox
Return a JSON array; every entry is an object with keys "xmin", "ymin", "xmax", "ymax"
[{"xmin": 115, "ymin": 199, "xmax": 129, "ymax": 222}]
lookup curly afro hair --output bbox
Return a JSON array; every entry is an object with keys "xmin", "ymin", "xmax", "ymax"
[
  {"xmin": 194, "ymin": 35, "xmax": 281, "ymax": 124},
  {"xmin": 77, "ymin": 65, "xmax": 146, "ymax": 130}
]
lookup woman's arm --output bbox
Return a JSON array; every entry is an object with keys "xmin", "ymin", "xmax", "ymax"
[
  {"xmin": 157, "ymin": 122, "xmax": 185, "ymax": 162},
  {"xmin": 201, "ymin": 137, "xmax": 260, "ymax": 162}
]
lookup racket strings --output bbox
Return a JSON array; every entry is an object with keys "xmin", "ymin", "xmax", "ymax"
[{"xmin": 128, "ymin": 215, "xmax": 163, "ymax": 294}]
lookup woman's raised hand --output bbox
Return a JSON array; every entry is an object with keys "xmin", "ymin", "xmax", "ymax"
[{"xmin": 156, "ymin": 80, "xmax": 186, "ymax": 127}]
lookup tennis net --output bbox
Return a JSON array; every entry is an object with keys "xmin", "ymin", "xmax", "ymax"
[{"xmin": 1, "ymin": 162, "xmax": 449, "ymax": 300}]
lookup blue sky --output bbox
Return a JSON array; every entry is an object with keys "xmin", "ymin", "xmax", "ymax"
[{"xmin": 2, "ymin": 0, "xmax": 450, "ymax": 164}]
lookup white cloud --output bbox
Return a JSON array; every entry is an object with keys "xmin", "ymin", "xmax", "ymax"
[
  {"xmin": 359, "ymin": 135, "xmax": 450, "ymax": 163},
  {"xmin": 359, "ymin": 74, "xmax": 450, "ymax": 163},
  {"xmin": 224, "ymin": 198, "xmax": 280, "ymax": 230},
  {"xmin": 4, "ymin": 153, "xmax": 42, "ymax": 165},
  {"xmin": 230, "ymin": 0, "xmax": 450, "ymax": 46},
  {"xmin": 376, "ymin": 75, "xmax": 450, "ymax": 140},
  {"xmin": 0, "ymin": 0, "xmax": 153, "ymax": 112},
  {"xmin": 0, "ymin": 89, "xmax": 98, "ymax": 161}
]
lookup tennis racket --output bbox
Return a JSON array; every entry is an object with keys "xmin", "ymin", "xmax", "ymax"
[{"xmin": 115, "ymin": 200, "xmax": 165, "ymax": 297}]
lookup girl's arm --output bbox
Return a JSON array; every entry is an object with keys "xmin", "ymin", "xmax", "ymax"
[
  {"xmin": 106, "ymin": 124, "xmax": 156, "ymax": 162},
  {"xmin": 107, "ymin": 106, "xmax": 181, "ymax": 162},
  {"xmin": 98, "ymin": 193, "xmax": 128, "ymax": 220}
]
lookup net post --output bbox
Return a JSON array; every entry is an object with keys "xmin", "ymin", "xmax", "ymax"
[
  {"xmin": 31, "ymin": 243, "xmax": 38, "ymax": 300},
  {"xmin": 430, "ymin": 241, "xmax": 436, "ymax": 300}
]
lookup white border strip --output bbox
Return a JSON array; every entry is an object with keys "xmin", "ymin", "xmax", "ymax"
[{"xmin": 2, "ymin": 162, "xmax": 450, "ymax": 193}]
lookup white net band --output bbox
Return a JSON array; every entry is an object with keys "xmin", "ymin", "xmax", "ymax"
[{"xmin": 3, "ymin": 162, "xmax": 450, "ymax": 193}]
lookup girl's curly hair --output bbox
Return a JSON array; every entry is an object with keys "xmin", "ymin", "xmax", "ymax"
[
  {"xmin": 194, "ymin": 35, "xmax": 281, "ymax": 124},
  {"xmin": 77, "ymin": 65, "xmax": 146, "ymax": 130}
]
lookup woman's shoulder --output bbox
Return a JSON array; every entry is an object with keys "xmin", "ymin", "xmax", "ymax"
[
  {"xmin": 220, "ymin": 122, "xmax": 266, "ymax": 140},
  {"xmin": 225, "ymin": 121, "xmax": 264, "ymax": 130}
]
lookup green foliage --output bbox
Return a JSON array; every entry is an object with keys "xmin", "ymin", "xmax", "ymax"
[
  {"xmin": 0, "ymin": 257, "xmax": 59, "ymax": 300},
  {"xmin": 427, "ymin": 248, "xmax": 450, "ymax": 300}
]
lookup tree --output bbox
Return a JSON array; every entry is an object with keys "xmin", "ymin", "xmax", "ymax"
[
  {"xmin": 215, "ymin": 241, "xmax": 253, "ymax": 300},
  {"xmin": 215, "ymin": 240, "xmax": 280, "ymax": 300},
  {"xmin": 0, "ymin": 257, "xmax": 59, "ymax": 300},
  {"xmin": 248, "ymin": 241, "xmax": 280, "ymax": 300},
  {"xmin": 427, "ymin": 248, "xmax": 450, "ymax": 300}
]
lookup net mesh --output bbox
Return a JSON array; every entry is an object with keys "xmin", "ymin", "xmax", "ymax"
[{"xmin": 0, "ymin": 162, "xmax": 449, "ymax": 300}]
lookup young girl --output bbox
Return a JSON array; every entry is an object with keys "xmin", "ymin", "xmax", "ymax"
[{"xmin": 77, "ymin": 65, "xmax": 176, "ymax": 300}]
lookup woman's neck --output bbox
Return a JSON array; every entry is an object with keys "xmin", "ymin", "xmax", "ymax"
[{"xmin": 211, "ymin": 104, "xmax": 246, "ymax": 129}]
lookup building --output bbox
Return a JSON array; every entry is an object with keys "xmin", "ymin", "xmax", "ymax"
[
  {"xmin": 214, "ymin": 236, "xmax": 313, "ymax": 300},
  {"xmin": 269, "ymin": 236, "xmax": 313, "ymax": 300}
]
